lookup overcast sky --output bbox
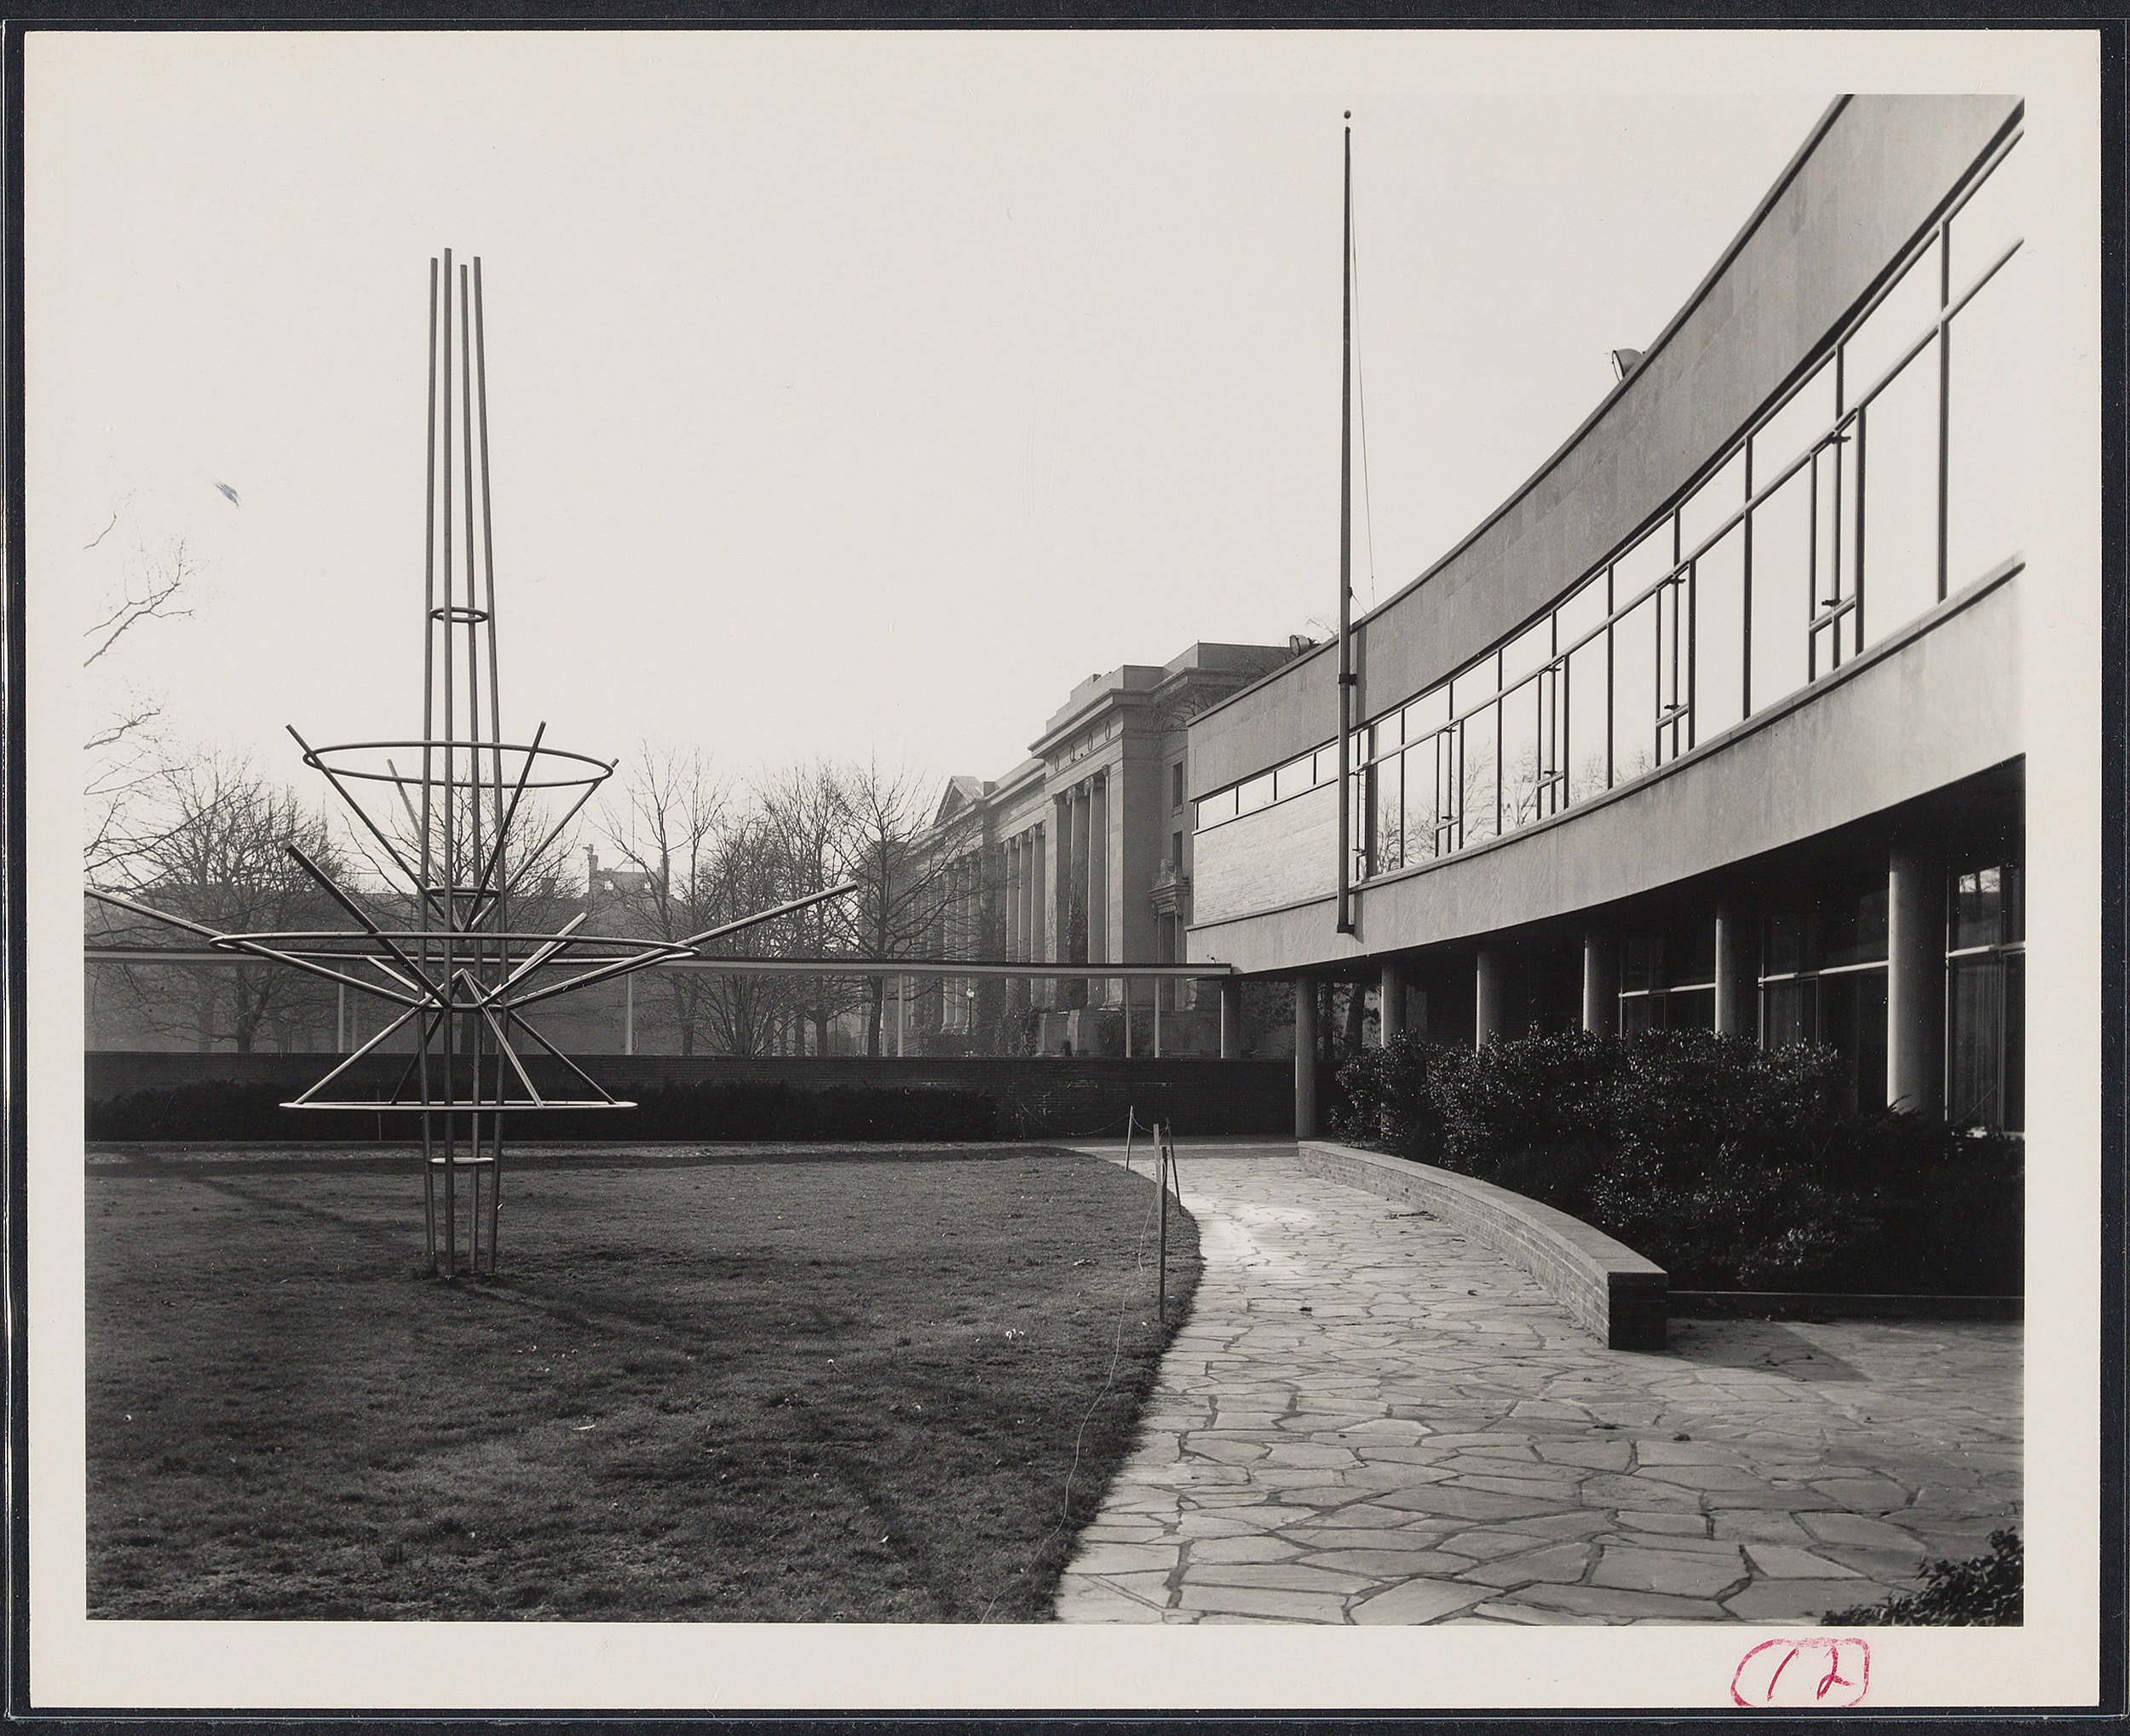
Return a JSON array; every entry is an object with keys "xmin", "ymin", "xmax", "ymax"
[{"xmin": 33, "ymin": 34, "xmax": 1841, "ymax": 796}]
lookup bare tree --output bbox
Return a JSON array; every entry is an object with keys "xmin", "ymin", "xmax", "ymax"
[
  {"xmin": 595, "ymin": 746, "xmax": 728, "ymax": 1055},
  {"xmin": 94, "ymin": 755, "xmax": 348, "ymax": 1053},
  {"xmin": 759, "ymin": 762, "xmax": 868, "ymax": 1055},
  {"xmin": 827, "ymin": 760, "xmax": 985, "ymax": 1057},
  {"xmin": 82, "ymin": 509, "xmax": 200, "ymax": 882}
]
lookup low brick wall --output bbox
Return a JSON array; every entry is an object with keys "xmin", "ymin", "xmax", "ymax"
[
  {"xmin": 1298, "ymin": 1141, "xmax": 1668, "ymax": 1352},
  {"xmin": 84, "ymin": 1053, "xmax": 1294, "ymax": 1141}
]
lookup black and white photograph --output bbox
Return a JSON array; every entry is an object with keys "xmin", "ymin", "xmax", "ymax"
[{"xmin": 14, "ymin": 21, "xmax": 2109, "ymax": 1716}]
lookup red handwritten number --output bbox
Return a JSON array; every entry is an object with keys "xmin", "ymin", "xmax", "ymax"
[{"xmin": 1731, "ymin": 1638, "xmax": 1870, "ymax": 1708}]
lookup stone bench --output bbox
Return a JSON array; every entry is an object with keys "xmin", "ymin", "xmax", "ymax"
[{"xmin": 1298, "ymin": 1141, "xmax": 1668, "ymax": 1351}]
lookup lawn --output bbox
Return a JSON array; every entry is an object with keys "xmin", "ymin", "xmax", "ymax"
[{"xmin": 86, "ymin": 1141, "xmax": 1199, "ymax": 1622}]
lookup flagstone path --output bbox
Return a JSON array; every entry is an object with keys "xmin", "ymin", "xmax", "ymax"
[{"xmin": 1054, "ymin": 1143, "xmax": 2021, "ymax": 1626}]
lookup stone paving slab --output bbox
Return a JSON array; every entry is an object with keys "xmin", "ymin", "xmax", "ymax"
[{"xmin": 1053, "ymin": 1145, "xmax": 2021, "ymax": 1626}]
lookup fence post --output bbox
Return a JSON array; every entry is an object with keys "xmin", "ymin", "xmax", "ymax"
[{"xmin": 1156, "ymin": 1119, "xmax": 1169, "ymax": 1321}]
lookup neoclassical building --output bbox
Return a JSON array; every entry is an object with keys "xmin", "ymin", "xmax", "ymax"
[
  {"xmin": 924, "ymin": 641, "xmax": 1298, "ymax": 1051},
  {"xmin": 1186, "ymin": 95, "xmax": 2029, "ymax": 1131}
]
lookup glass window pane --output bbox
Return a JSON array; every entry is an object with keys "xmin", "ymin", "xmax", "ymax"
[
  {"xmin": 1952, "ymin": 865, "xmax": 2003, "ymax": 950},
  {"xmin": 1667, "ymin": 911, "xmax": 1717, "ymax": 986},
  {"xmin": 1667, "ymin": 986, "xmax": 1716, "ymax": 1032},
  {"xmin": 1565, "ymin": 632, "xmax": 1609, "ymax": 801},
  {"xmin": 1680, "ymin": 448, "xmax": 1747, "ymax": 557},
  {"xmin": 1371, "ymin": 710, "xmax": 1404, "ymax": 758},
  {"xmin": 1555, "ymin": 573, "xmax": 1608, "ymax": 651},
  {"xmin": 1436, "ymin": 729, "xmax": 1463, "ymax": 852},
  {"xmin": 1748, "ymin": 464, "xmax": 1812, "ymax": 711},
  {"xmin": 1622, "ymin": 935, "xmax": 1661, "ymax": 994},
  {"xmin": 1845, "ymin": 237, "xmax": 1941, "ymax": 406},
  {"xmin": 1452, "ymin": 655, "xmax": 1500, "ymax": 718},
  {"xmin": 1946, "ymin": 250, "xmax": 2026, "ymax": 589},
  {"xmin": 1402, "ymin": 743, "xmax": 1436, "ymax": 864},
  {"xmin": 1763, "ymin": 979, "xmax": 1811, "ymax": 1046},
  {"xmin": 1947, "ymin": 954, "xmax": 2004, "ymax": 1126},
  {"xmin": 1274, "ymin": 754, "xmax": 1312, "ymax": 802},
  {"xmin": 1950, "ymin": 137, "xmax": 2022, "ymax": 295},
  {"xmin": 1195, "ymin": 787, "xmax": 1236, "ymax": 829},
  {"xmin": 1821, "ymin": 969, "xmax": 1889, "ymax": 1114},
  {"xmin": 1612, "ymin": 593, "xmax": 1657, "ymax": 783},
  {"xmin": 1612, "ymin": 519, "xmax": 1675, "ymax": 605},
  {"xmin": 1862, "ymin": 336, "xmax": 1943, "ymax": 644},
  {"xmin": 1764, "ymin": 906, "xmax": 1806, "ymax": 977},
  {"xmin": 1500, "ymin": 677, "xmax": 1542, "ymax": 833},
  {"xmin": 1502, "ymin": 618, "xmax": 1553, "ymax": 686},
  {"xmin": 1370, "ymin": 753, "xmax": 1402, "ymax": 875},
  {"xmin": 1313, "ymin": 744, "xmax": 1338, "ymax": 785},
  {"xmin": 1693, "ymin": 525, "xmax": 1747, "ymax": 739},
  {"xmin": 1404, "ymin": 686, "xmax": 1449, "ymax": 741},
  {"xmin": 2003, "ymin": 950, "xmax": 2024, "ymax": 1132},
  {"xmin": 1822, "ymin": 879, "xmax": 1890, "ymax": 969},
  {"xmin": 1461, "ymin": 704, "xmax": 1499, "ymax": 846},
  {"xmin": 1752, "ymin": 359, "xmax": 1838, "ymax": 491},
  {"xmin": 1237, "ymin": 772, "xmax": 1274, "ymax": 814}
]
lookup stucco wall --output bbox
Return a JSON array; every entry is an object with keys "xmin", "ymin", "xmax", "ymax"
[{"xmin": 1189, "ymin": 95, "xmax": 2022, "ymax": 802}]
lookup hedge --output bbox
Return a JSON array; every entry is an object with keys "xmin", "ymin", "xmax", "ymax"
[
  {"xmin": 1333, "ymin": 1027, "xmax": 2022, "ymax": 1295},
  {"xmin": 89, "ymin": 1079, "xmax": 1000, "ymax": 1145}
]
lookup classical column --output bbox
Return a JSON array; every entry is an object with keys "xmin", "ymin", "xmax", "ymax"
[
  {"xmin": 1379, "ymin": 959, "xmax": 1408, "ymax": 1044},
  {"xmin": 1053, "ymin": 793, "xmax": 1075, "ymax": 965},
  {"xmin": 1888, "ymin": 839, "xmax": 1946, "ymax": 1116},
  {"xmin": 1293, "ymin": 976, "xmax": 1319, "ymax": 1137},
  {"xmin": 1714, "ymin": 899, "xmax": 1757, "ymax": 1040},
  {"xmin": 1581, "ymin": 930, "xmax": 1618, "ymax": 1036},
  {"xmin": 1087, "ymin": 772, "xmax": 1109, "ymax": 975},
  {"xmin": 1475, "ymin": 946, "xmax": 1508, "ymax": 1048}
]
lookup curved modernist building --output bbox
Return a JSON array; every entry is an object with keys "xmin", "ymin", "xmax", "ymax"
[{"xmin": 1187, "ymin": 95, "xmax": 2028, "ymax": 1134}]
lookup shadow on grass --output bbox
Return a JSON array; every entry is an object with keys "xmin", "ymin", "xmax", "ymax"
[{"xmin": 87, "ymin": 1143, "xmax": 1200, "ymax": 1623}]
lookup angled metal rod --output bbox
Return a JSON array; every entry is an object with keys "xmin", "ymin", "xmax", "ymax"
[
  {"xmin": 473, "ymin": 995, "xmax": 544, "ymax": 1107},
  {"xmin": 499, "ymin": 767, "xmax": 609, "ymax": 905},
  {"xmin": 388, "ymin": 1005, "xmax": 450, "ymax": 1105},
  {"xmin": 485, "ymin": 909, "xmax": 590, "ymax": 998},
  {"xmin": 215, "ymin": 939, "xmax": 423, "ymax": 1008},
  {"xmin": 680, "ymin": 879, "xmax": 860, "ymax": 949},
  {"xmin": 87, "ymin": 887, "xmax": 222, "ymax": 940},
  {"xmin": 288, "ymin": 723, "xmax": 433, "ymax": 914},
  {"xmin": 472, "ymin": 721, "xmax": 547, "ymax": 900},
  {"xmin": 498, "ymin": 941, "xmax": 694, "ymax": 1014},
  {"xmin": 501, "ymin": 1007, "xmax": 625, "ymax": 1104},
  {"xmin": 474, "ymin": 257, "xmax": 509, "ymax": 934},
  {"xmin": 284, "ymin": 844, "xmax": 440, "ymax": 1001},
  {"xmin": 285, "ymin": 1001, "xmax": 429, "ymax": 1105}
]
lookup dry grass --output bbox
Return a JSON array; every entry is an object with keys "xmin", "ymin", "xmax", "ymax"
[{"xmin": 87, "ymin": 1141, "xmax": 1198, "ymax": 1622}]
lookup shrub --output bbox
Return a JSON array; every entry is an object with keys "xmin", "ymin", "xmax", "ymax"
[
  {"xmin": 1823, "ymin": 1530, "xmax": 2022, "ymax": 1625},
  {"xmin": 1331, "ymin": 1026, "xmax": 2022, "ymax": 1294}
]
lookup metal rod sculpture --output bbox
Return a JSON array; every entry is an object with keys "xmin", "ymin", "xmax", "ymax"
[{"xmin": 92, "ymin": 251, "xmax": 853, "ymax": 1278}]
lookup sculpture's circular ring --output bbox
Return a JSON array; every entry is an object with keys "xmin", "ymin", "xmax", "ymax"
[
  {"xmin": 210, "ymin": 931, "xmax": 698, "ymax": 965},
  {"xmin": 300, "ymin": 739, "xmax": 615, "ymax": 792}
]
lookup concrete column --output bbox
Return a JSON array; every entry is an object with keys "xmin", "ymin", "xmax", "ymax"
[
  {"xmin": 1714, "ymin": 899, "xmax": 1758, "ymax": 1040},
  {"xmin": 1293, "ymin": 977, "xmax": 1319, "ymax": 1136},
  {"xmin": 1475, "ymin": 946, "xmax": 1509, "ymax": 1048},
  {"xmin": 1219, "ymin": 976, "xmax": 1241, "ymax": 1059},
  {"xmin": 1580, "ymin": 931, "xmax": 1618, "ymax": 1036},
  {"xmin": 1379, "ymin": 960, "xmax": 1408, "ymax": 1044},
  {"xmin": 1888, "ymin": 841, "xmax": 1946, "ymax": 1116}
]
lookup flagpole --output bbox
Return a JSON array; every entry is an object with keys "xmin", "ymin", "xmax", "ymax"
[{"xmin": 1336, "ymin": 114, "xmax": 1357, "ymax": 936}]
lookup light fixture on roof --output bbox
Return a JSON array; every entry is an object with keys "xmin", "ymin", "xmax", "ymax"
[{"xmin": 1609, "ymin": 348, "xmax": 1644, "ymax": 382}]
